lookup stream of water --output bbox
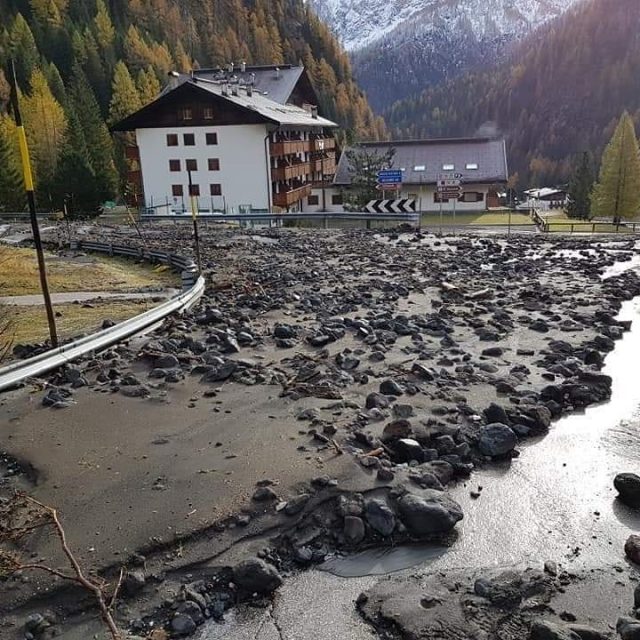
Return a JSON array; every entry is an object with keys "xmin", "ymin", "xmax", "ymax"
[{"xmin": 199, "ymin": 261, "xmax": 640, "ymax": 639}]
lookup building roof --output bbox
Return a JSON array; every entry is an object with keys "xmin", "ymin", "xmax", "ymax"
[
  {"xmin": 334, "ymin": 138, "xmax": 509, "ymax": 186},
  {"xmin": 113, "ymin": 78, "xmax": 337, "ymax": 131},
  {"xmin": 192, "ymin": 78, "xmax": 337, "ymax": 127},
  {"xmin": 192, "ymin": 65, "xmax": 306, "ymax": 105},
  {"xmin": 523, "ymin": 187, "xmax": 567, "ymax": 198}
]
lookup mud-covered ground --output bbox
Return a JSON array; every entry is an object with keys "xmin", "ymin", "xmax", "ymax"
[{"xmin": 2, "ymin": 224, "xmax": 640, "ymax": 640}]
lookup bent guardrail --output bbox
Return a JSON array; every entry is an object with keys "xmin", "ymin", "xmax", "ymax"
[{"xmin": 0, "ymin": 242, "xmax": 204, "ymax": 392}]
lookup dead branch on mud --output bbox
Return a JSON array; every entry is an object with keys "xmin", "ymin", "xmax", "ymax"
[{"xmin": 0, "ymin": 492, "xmax": 124, "ymax": 640}]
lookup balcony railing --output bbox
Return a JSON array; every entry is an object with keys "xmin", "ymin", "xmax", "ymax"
[
  {"xmin": 311, "ymin": 138, "xmax": 336, "ymax": 152},
  {"xmin": 272, "ymin": 184, "xmax": 312, "ymax": 208},
  {"xmin": 270, "ymin": 140, "xmax": 310, "ymax": 156},
  {"xmin": 310, "ymin": 157, "xmax": 337, "ymax": 174},
  {"xmin": 271, "ymin": 162, "xmax": 311, "ymax": 181}
]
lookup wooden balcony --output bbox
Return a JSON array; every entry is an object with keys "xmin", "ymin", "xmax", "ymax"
[
  {"xmin": 311, "ymin": 138, "xmax": 336, "ymax": 152},
  {"xmin": 310, "ymin": 157, "xmax": 336, "ymax": 175},
  {"xmin": 270, "ymin": 140, "xmax": 310, "ymax": 156},
  {"xmin": 272, "ymin": 184, "xmax": 312, "ymax": 208},
  {"xmin": 271, "ymin": 162, "xmax": 310, "ymax": 181}
]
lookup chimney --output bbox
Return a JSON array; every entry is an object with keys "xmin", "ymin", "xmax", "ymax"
[
  {"xmin": 231, "ymin": 85, "xmax": 239, "ymax": 96},
  {"xmin": 275, "ymin": 67, "xmax": 280, "ymax": 80},
  {"xmin": 228, "ymin": 62, "xmax": 234, "ymax": 73},
  {"xmin": 221, "ymin": 83, "xmax": 229, "ymax": 96},
  {"xmin": 241, "ymin": 60, "xmax": 246, "ymax": 73},
  {"xmin": 247, "ymin": 85, "xmax": 253, "ymax": 97},
  {"xmin": 311, "ymin": 106, "xmax": 318, "ymax": 119},
  {"xmin": 167, "ymin": 70, "xmax": 180, "ymax": 89}
]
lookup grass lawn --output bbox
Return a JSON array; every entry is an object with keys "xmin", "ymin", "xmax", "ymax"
[
  {"xmin": 0, "ymin": 246, "xmax": 178, "ymax": 296},
  {"xmin": 546, "ymin": 221, "xmax": 640, "ymax": 234},
  {"xmin": 421, "ymin": 212, "xmax": 534, "ymax": 226},
  {"xmin": 3, "ymin": 299, "xmax": 155, "ymax": 347}
]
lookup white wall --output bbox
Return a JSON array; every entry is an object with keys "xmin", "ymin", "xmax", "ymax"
[
  {"xmin": 136, "ymin": 124, "xmax": 270, "ymax": 214},
  {"xmin": 405, "ymin": 184, "xmax": 492, "ymax": 213},
  {"xmin": 303, "ymin": 187, "xmax": 345, "ymax": 212}
]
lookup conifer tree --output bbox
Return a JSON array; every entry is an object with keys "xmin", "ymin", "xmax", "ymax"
[
  {"xmin": 50, "ymin": 149, "xmax": 101, "ymax": 217},
  {"xmin": 0, "ymin": 115, "xmax": 25, "ymax": 211},
  {"xmin": 566, "ymin": 152, "xmax": 594, "ymax": 219},
  {"xmin": 592, "ymin": 112, "xmax": 640, "ymax": 222},
  {"xmin": 69, "ymin": 65, "xmax": 118, "ymax": 200},
  {"xmin": 137, "ymin": 66, "xmax": 161, "ymax": 105},
  {"xmin": 22, "ymin": 67, "xmax": 68, "ymax": 190},
  {"xmin": 93, "ymin": 0, "xmax": 115, "ymax": 51},
  {"xmin": 9, "ymin": 14, "xmax": 39, "ymax": 88},
  {"xmin": 108, "ymin": 61, "xmax": 142, "ymax": 126}
]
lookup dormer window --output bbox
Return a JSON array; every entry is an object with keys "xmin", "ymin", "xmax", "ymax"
[
  {"xmin": 414, "ymin": 165, "xmax": 426, "ymax": 171},
  {"xmin": 442, "ymin": 163, "xmax": 455, "ymax": 171},
  {"xmin": 466, "ymin": 163, "xmax": 479, "ymax": 170}
]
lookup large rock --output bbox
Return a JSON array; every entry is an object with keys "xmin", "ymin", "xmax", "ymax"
[
  {"xmin": 478, "ymin": 423, "xmax": 517, "ymax": 457},
  {"xmin": 171, "ymin": 614, "xmax": 197, "ymax": 636},
  {"xmin": 397, "ymin": 491, "xmax": 463, "ymax": 537},
  {"xmin": 530, "ymin": 621, "xmax": 581, "ymax": 640},
  {"xmin": 483, "ymin": 403, "xmax": 510, "ymax": 425},
  {"xmin": 614, "ymin": 473, "xmax": 640, "ymax": 506},
  {"xmin": 617, "ymin": 617, "xmax": 640, "ymax": 640},
  {"xmin": 364, "ymin": 499, "xmax": 396, "ymax": 537},
  {"xmin": 233, "ymin": 558, "xmax": 282, "ymax": 594},
  {"xmin": 567, "ymin": 625, "xmax": 610, "ymax": 640},
  {"xmin": 625, "ymin": 535, "xmax": 640, "ymax": 564},
  {"xmin": 343, "ymin": 516, "xmax": 366, "ymax": 544}
]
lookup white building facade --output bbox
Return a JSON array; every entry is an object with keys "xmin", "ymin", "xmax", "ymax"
[
  {"xmin": 332, "ymin": 138, "xmax": 509, "ymax": 213},
  {"xmin": 113, "ymin": 65, "xmax": 337, "ymax": 215}
]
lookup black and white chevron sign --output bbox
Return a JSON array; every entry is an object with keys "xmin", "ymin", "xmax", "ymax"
[{"xmin": 364, "ymin": 199, "xmax": 416, "ymax": 214}]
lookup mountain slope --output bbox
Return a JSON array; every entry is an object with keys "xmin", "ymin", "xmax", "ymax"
[
  {"xmin": 311, "ymin": 0, "xmax": 580, "ymax": 111},
  {"xmin": 384, "ymin": 0, "xmax": 640, "ymax": 185}
]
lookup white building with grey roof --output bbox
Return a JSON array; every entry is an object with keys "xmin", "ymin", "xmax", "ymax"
[
  {"xmin": 112, "ymin": 65, "xmax": 338, "ymax": 214},
  {"xmin": 313, "ymin": 138, "xmax": 509, "ymax": 214}
]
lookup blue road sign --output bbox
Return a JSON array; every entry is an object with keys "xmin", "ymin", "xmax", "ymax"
[{"xmin": 377, "ymin": 169, "xmax": 403, "ymax": 184}]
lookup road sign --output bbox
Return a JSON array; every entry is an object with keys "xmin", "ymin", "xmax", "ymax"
[
  {"xmin": 437, "ymin": 172, "xmax": 463, "ymax": 181},
  {"xmin": 377, "ymin": 169, "xmax": 403, "ymax": 184},
  {"xmin": 438, "ymin": 189, "xmax": 462, "ymax": 199},
  {"xmin": 376, "ymin": 183, "xmax": 401, "ymax": 191},
  {"xmin": 365, "ymin": 199, "xmax": 416, "ymax": 213},
  {"xmin": 437, "ymin": 179, "xmax": 461, "ymax": 189}
]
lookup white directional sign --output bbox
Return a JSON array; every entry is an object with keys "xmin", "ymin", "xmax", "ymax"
[{"xmin": 365, "ymin": 199, "xmax": 416, "ymax": 213}]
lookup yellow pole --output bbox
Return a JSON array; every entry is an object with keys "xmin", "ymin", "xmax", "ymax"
[{"xmin": 9, "ymin": 60, "xmax": 58, "ymax": 347}]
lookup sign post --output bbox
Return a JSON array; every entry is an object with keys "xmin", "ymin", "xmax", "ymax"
[
  {"xmin": 8, "ymin": 60, "xmax": 58, "ymax": 347},
  {"xmin": 437, "ymin": 173, "xmax": 463, "ymax": 235}
]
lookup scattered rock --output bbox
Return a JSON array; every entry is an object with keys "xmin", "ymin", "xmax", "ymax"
[
  {"xmin": 478, "ymin": 423, "xmax": 518, "ymax": 457},
  {"xmin": 233, "ymin": 558, "xmax": 282, "ymax": 594}
]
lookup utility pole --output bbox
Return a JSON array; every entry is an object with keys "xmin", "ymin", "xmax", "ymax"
[
  {"xmin": 8, "ymin": 60, "xmax": 58, "ymax": 347},
  {"xmin": 187, "ymin": 168, "xmax": 202, "ymax": 273}
]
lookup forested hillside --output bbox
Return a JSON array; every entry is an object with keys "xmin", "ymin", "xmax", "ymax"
[
  {"xmin": 384, "ymin": 0, "xmax": 639, "ymax": 186},
  {"xmin": 0, "ymin": 0, "xmax": 384, "ymax": 212}
]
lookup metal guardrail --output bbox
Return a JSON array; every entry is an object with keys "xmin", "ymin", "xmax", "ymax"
[
  {"xmin": 140, "ymin": 211, "xmax": 420, "ymax": 227},
  {"xmin": 0, "ymin": 242, "xmax": 205, "ymax": 392}
]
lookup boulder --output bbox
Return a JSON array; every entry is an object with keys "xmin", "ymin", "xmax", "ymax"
[
  {"xmin": 478, "ymin": 423, "xmax": 517, "ymax": 457},
  {"xmin": 171, "ymin": 614, "xmax": 197, "ymax": 637},
  {"xmin": 483, "ymin": 403, "xmax": 510, "ymax": 425},
  {"xmin": 343, "ymin": 516, "xmax": 366, "ymax": 544},
  {"xmin": 567, "ymin": 625, "xmax": 610, "ymax": 640},
  {"xmin": 624, "ymin": 535, "xmax": 640, "ymax": 564},
  {"xmin": 380, "ymin": 379, "xmax": 403, "ymax": 396},
  {"xmin": 529, "ymin": 621, "xmax": 581, "ymax": 640},
  {"xmin": 614, "ymin": 473, "xmax": 640, "ymax": 506},
  {"xmin": 364, "ymin": 499, "xmax": 396, "ymax": 536},
  {"xmin": 382, "ymin": 420, "xmax": 412, "ymax": 442},
  {"xmin": 233, "ymin": 558, "xmax": 282, "ymax": 594},
  {"xmin": 617, "ymin": 617, "xmax": 640, "ymax": 640},
  {"xmin": 397, "ymin": 491, "xmax": 463, "ymax": 537}
]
